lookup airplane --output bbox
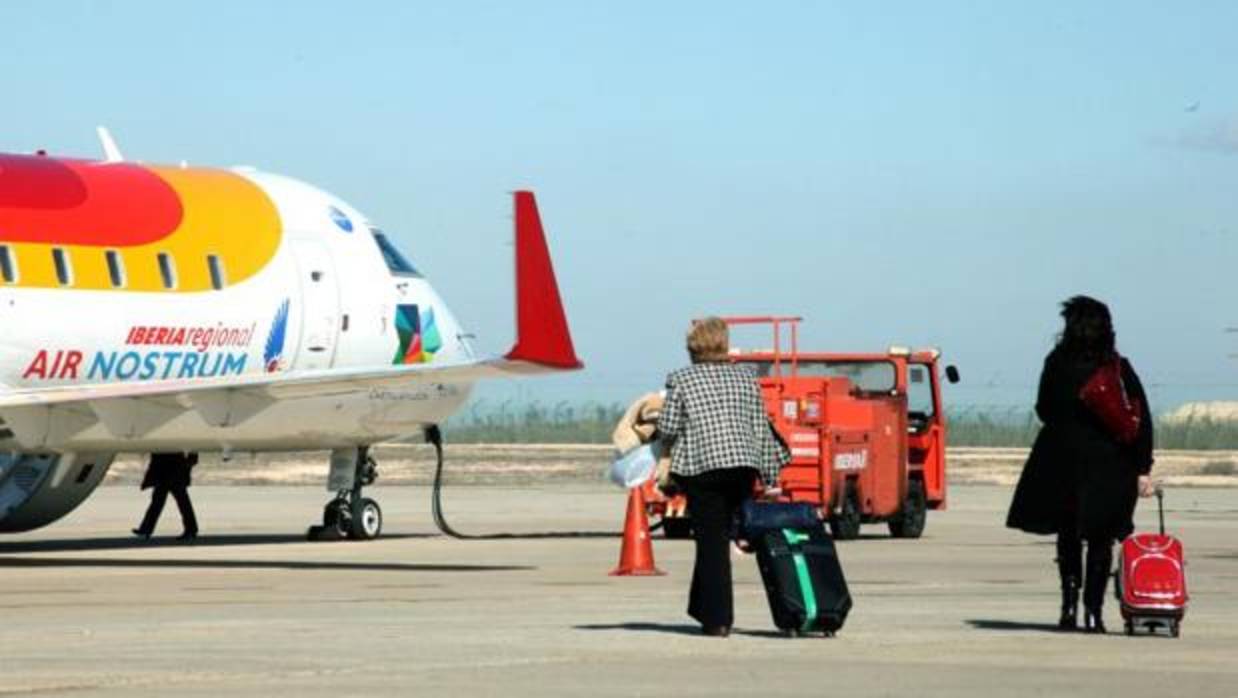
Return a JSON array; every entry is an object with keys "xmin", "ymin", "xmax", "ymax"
[{"xmin": 0, "ymin": 130, "xmax": 582, "ymax": 540}]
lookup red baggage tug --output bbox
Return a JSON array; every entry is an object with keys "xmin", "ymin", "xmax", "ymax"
[{"xmin": 645, "ymin": 316, "xmax": 959, "ymax": 540}]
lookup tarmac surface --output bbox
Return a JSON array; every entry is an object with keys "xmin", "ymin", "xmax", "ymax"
[{"xmin": 1, "ymin": 483, "xmax": 1236, "ymax": 697}]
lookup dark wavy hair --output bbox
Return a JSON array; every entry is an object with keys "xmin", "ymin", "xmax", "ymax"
[{"xmin": 1056, "ymin": 295, "xmax": 1115, "ymax": 362}]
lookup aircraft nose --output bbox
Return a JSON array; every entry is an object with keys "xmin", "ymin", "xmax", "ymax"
[{"xmin": 430, "ymin": 301, "xmax": 473, "ymax": 362}]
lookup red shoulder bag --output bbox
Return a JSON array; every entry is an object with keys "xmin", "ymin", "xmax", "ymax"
[{"xmin": 1078, "ymin": 355, "xmax": 1142, "ymax": 444}]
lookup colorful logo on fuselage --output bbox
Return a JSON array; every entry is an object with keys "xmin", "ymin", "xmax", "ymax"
[
  {"xmin": 393, "ymin": 304, "xmax": 442, "ymax": 364},
  {"xmin": 264, "ymin": 299, "xmax": 290, "ymax": 372}
]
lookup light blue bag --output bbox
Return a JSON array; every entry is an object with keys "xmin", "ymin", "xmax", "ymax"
[{"xmin": 608, "ymin": 443, "xmax": 658, "ymax": 488}]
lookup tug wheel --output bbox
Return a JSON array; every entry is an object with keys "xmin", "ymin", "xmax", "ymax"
[
  {"xmin": 829, "ymin": 483, "xmax": 862, "ymax": 540},
  {"xmin": 661, "ymin": 517, "xmax": 693, "ymax": 540},
  {"xmin": 888, "ymin": 479, "xmax": 927, "ymax": 539}
]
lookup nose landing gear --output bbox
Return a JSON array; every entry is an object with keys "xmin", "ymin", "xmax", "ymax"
[{"xmin": 308, "ymin": 446, "xmax": 384, "ymax": 541}]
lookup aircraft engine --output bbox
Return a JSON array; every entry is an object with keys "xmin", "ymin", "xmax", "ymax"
[{"xmin": 0, "ymin": 451, "xmax": 116, "ymax": 532}]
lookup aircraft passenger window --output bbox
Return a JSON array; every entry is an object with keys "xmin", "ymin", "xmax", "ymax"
[
  {"xmin": 0, "ymin": 245, "xmax": 15, "ymax": 283},
  {"xmin": 157, "ymin": 252, "xmax": 177, "ymax": 289},
  {"xmin": 52, "ymin": 248, "xmax": 72, "ymax": 286},
  {"xmin": 105, "ymin": 250, "xmax": 125, "ymax": 288},
  {"xmin": 207, "ymin": 254, "xmax": 226, "ymax": 290},
  {"xmin": 371, "ymin": 230, "xmax": 421, "ymax": 277}
]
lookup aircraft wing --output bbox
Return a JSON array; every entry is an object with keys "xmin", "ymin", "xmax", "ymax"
[{"xmin": 0, "ymin": 191, "xmax": 582, "ymax": 447}]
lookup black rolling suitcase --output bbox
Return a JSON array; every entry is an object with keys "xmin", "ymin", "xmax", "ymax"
[{"xmin": 742, "ymin": 502, "xmax": 852, "ymax": 636}]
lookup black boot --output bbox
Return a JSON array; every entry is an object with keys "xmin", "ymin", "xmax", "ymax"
[
  {"xmin": 1083, "ymin": 607, "xmax": 1106, "ymax": 634},
  {"xmin": 1055, "ymin": 534, "xmax": 1083, "ymax": 631},
  {"xmin": 1082, "ymin": 539, "xmax": 1113, "ymax": 635},
  {"xmin": 1058, "ymin": 576, "xmax": 1080, "ymax": 630}
]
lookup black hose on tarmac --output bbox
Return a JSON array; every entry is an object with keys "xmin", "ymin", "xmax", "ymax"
[{"xmin": 426, "ymin": 424, "xmax": 618, "ymax": 540}]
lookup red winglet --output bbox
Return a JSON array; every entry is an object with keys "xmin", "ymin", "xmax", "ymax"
[{"xmin": 504, "ymin": 191, "xmax": 583, "ymax": 369}]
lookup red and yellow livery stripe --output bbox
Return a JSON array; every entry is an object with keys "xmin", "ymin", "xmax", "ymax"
[{"xmin": 0, "ymin": 153, "xmax": 282, "ymax": 292}]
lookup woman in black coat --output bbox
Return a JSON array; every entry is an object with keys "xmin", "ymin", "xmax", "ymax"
[{"xmin": 1006, "ymin": 296, "xmax": 1154, "ymax": 633}]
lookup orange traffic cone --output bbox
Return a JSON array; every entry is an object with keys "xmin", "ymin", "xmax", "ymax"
[{"xmin": 610, "ymin": 486, "xmax": 665, "ymax": 576}]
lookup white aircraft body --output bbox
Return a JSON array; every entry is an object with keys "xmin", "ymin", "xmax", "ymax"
[{"xmin": 0, "ymin": 138, "xmax": 581, "ymax": 537}]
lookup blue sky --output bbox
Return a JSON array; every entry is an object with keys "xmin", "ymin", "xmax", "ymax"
[{"xmin": 3, "ymin": 1, "xmax": 1236, "ymax": 412}]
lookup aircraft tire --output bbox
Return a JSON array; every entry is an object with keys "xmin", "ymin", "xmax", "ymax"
[
  {"xmin": 323, "ymin": 500, "xmax": 351, "ymax": 538},
  {"xmin": 349, "ymin": 498, "xmax": 383, "ymax": 540}
]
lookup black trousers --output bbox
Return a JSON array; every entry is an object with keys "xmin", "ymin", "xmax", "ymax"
[
  {"xmin": 1056, "ymin": 532, "xmax": 1112, "ymax": 610},
  {"xmin": 138, "ymin": 484, "xmax": 198, "ymax": 536},
  {"xmin": 677, "ymin": 467, "xmax": 758, "ymax": 628}
]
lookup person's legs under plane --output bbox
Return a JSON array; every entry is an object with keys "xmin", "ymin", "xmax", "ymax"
[
  {"xmin": 136, "ymin": 485, "xmax": 170, "ymax": 537},
  {"xmin": 171, "ymin": 486, "xmax": 198, "ymax": 538}
]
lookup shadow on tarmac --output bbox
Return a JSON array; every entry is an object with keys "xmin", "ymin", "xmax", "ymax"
[
  {"xmin": 732, "ymin": 628, "xmax": 803, "ymax": 638},
  {"xmin": 0, "ymin": 533, "xmax": 533, "ymax": 573},
  {"xmin": 575, "ymin": 623, "xmax": 802, "ymax": 639},
  {"xmin": 0, "ymin": 556, "xmax": 533, "ymax": 573},
  {"xmin": 435, "ymin": 529, "xmax": 620, "ymax": 540},
  {"xmin": 0, "ymin": 532, "xmax": 436, "ymax": 554},
  {"xmin": 966, "ymin": 619, "xmax": 1066, "ymax": 633},
  {"xmin": 575, "ymin": 622, "xmax": 704, "ymax": 636}
]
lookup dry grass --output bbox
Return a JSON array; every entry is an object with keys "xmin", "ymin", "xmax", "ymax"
[
  {"xmin": 104, "ymin": 443, "xmax": 616, "ymax": 487},
  {"xmin": 1200, "ymin": 460, "xmax": 1237, "ymax": 476},
  {"xmin": 947, "ymin": 447, "xmax": 1238, "ymax": 487},
  {"xmin": 103, "ymin": 445, "xmax": 1238, "ymax": 489}
]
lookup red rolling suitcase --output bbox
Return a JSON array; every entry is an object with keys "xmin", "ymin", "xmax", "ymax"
[{"xmin": 1115, "ymin": 488, "xmax": 1188, "ymax": 637}]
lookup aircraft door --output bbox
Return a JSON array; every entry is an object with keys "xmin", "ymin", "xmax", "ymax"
[{"xmin": 291, "ymin": 241, "xmax": 341, "ymax": 370}]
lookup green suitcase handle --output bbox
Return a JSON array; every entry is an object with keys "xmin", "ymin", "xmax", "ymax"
[{"xmin": 782, "ymin": 529, "xmax": 819, "ymax": 632}]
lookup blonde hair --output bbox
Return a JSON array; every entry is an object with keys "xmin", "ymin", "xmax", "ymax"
[{"xmin": 687, "ymin": 317, "xmax": 729, "ymax": 363}]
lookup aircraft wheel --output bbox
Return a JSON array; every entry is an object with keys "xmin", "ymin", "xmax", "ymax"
[
  {"xmin": 349, "ymin": 498, "xmax": 383, "ymax": 540},
  {"xmin": 829, "ymin": 483, "xmax": 862, "ymax": 540},
  {"xmin": 888, "ymin": 479, "xmax": 927, "ymax": 539},
  {"xmin": 323, "ymin": 499, "xmax": 351, "ymax": 538}
]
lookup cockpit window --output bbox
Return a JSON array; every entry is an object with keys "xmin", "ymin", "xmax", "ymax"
[{"xmin": 371, "ymin": 230, "xmax": 421, "ymax": 277}]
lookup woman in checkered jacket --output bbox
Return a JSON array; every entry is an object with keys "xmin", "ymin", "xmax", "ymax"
[{"xmin": 658, "ymin": 317, "xmax": 790, "ymax": 637}]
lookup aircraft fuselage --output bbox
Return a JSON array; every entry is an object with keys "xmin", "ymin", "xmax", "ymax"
[{"xmin": 0, "ymin": 154, "xmax": 474, "ymax": 453}]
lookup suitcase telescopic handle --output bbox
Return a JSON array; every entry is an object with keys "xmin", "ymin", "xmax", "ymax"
[{"xmin": 1155, "ymin": 486, "xmax": 1165, "ymax": 536}]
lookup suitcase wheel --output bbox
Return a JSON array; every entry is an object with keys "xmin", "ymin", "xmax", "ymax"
[{"xmin": 781, "ymin": 628, "xmax": 836, "ymax": 638}]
